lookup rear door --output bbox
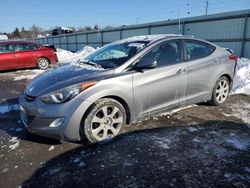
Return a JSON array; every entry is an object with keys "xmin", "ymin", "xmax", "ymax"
[
  {"xmin": 0, "ymin": 43, "xmax": 18, "ymax": 70},
  {"xmin": 183, "ymin": 39, "xmax": 216, "ymax": 102},
  {"xmin": 132, "ymin": 40, "xmax": 188, "ymax": 118},
  {"xmin": 15, "ymin": 43, "xmax": 37, "ymax": 68}
]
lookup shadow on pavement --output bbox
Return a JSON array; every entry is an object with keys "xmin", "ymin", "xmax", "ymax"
[
  {"xmin": 0, "ymin": 98, "xmax": 61, "ymax": 145},
  {"xmin": 21, "ymin": 120, "xmax": 250, "ymax": 188}
]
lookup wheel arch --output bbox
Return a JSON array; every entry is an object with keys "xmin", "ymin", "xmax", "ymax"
[
  {"xmin": 220, "ymin": 74, "xmax": 232, "ymax": 88},
  {"xmin": 101, "ymin": 95, "xmax": 131, "ymax": 125},
  {"xmin": 37, "ymin": 56, "xmax": 51, "ymax": 64},
  {"xmin": 78, "ymin": 95, "xmax": 133, "ymax": 140}
]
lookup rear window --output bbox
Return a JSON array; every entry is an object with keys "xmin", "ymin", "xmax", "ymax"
[{"xmin": 184, "ymin": 40, "xmax": 216, "ymax": 60}]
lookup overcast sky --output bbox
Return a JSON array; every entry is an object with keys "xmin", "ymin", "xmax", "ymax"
[{"xmin": 1, "ymin": 0, "xmax": 249, "ymax": 32}]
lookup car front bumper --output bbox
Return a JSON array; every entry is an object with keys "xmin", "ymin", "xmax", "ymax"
[{"xmin": 19, "ymin": 92, "xmax": 91, "ymax": 141}]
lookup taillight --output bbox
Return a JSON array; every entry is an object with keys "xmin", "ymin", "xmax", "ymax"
[{"xmin": 229, "ymin": 54, "xmax": 238, "ymax": 63}]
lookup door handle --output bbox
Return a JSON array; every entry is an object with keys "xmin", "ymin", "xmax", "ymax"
[{"xmin": 177, "ymin": 69, "xmax": 187, "ymax": 75}]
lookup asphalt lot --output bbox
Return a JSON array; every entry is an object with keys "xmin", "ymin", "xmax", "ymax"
[{"xmin": 0, "ymin": 69, "xmax": 250, "ymax": 188}]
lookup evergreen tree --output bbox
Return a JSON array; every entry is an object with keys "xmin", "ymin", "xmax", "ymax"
[{"xmin": 12, "ymin": 27, "xmax": 21, "ymax": 38}]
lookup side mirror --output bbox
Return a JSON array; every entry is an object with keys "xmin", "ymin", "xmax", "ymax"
[{"xmin": 136, "ymin": 59, "xmax": 157, "ymax": 71}]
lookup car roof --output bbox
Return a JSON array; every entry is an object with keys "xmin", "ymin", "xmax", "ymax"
[{"xmin": 114, "ymin": 34, "xmax": 188, "ymax": 44}]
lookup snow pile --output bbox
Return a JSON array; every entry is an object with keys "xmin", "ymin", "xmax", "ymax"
[
  {"xmin": 55, "ymin": 49, "xmax": 74, "ymax": 62},
  {"xmin": 56, "ymin": 46, "xmax": 96, "ymax": 63},
  {"xmin": 232, "ymin": 58, "xmax": 250, "ymax": 95}
]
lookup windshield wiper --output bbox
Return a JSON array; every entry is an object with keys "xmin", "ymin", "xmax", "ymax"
[{"xmin": 78, "ymin": 59, "xmax": 103, "ymax": 68}]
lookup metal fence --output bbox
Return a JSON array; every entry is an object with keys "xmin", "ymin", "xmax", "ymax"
[{"xmin": 25, "ymin": 9, "xmax": 250, "ymax": 58}]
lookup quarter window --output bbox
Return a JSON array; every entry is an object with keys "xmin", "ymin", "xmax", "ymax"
[{"xmin": 185, "ymin": 40, "xmax": 215, "ymax": 60}]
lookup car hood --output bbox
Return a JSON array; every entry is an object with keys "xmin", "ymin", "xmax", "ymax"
[{"xmin": 25, "ymin": 63, "xmax": 113, "ymax": 97}]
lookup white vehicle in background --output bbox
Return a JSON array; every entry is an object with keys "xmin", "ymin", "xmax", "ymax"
[{"xmin": 0, "ymin": 35, "xmax": 8, "ymax": 41}]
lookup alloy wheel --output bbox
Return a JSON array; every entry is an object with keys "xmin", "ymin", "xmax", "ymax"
[
  {"xmin": 90, "ymin": 105, "xmax": 123, "ymax": 141},
  {"xmin": 215, "ymin": 79, "xmax": 229, "ymax": 103}
]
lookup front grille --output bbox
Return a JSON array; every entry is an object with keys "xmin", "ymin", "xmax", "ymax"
[{"xmin": 21, "ymin": 111, "xmax": 35, "ymax": 127}]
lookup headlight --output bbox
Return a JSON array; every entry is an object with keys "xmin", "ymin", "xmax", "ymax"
[{"xmin": 40, "ymin": 81, "xmax": 96, "ymax": 104}]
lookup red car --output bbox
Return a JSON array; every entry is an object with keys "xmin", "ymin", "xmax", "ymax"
[{"xmin": 0, "ymin": 41, "xmax": 58, "ymax": 71}]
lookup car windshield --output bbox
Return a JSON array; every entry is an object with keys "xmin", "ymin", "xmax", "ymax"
[{"xmin": 83, "ymin": 41, "xmax": 148, "ymax": 69}]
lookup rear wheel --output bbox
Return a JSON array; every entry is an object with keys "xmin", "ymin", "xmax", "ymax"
[
  {"xmin": 37, "ymin": 58, "xmax": 49, "ymax": 70},
  {"xmin": 83, "ymin": 98, "xmax": 126, "ymax": 143},
  {"xmin": 210, "ymin": 76, "xmax": 230, "ymax": 106}
]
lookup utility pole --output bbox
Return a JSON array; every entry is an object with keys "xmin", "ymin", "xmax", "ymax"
[
  {"xmin": 205, "ymin": 0, "xmax": 208, "ymax": 15},
  {"xmin": 178, "ymin": 8, "xmax": 181, "ymax": 33}
]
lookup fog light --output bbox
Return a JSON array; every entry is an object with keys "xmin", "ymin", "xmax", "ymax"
[{"xmin": 49, "ymin": 118, "xmax": 65, "ymax": 128}]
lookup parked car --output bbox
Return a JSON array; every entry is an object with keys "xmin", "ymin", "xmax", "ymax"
[
  {"xmin": 0, "ymin": 41, "xmax": 58, "ymax": 71},
  {"xmin": 50, "ymin": 27, "xmax": 73, "ymax": 36},
  {"xmin": 19, "ymin": 34, "xmax": 237, "ymax": 143}
]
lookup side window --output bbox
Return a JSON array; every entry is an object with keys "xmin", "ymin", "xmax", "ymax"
[
  {"xmin": 139, "ymin": 41, "xmax": 181, "ymax": 68},
  {"xmin": 17, "ymin": 44, "xmax": 37, "ymax": 51},
  {"xmin": 0, "ymin": 44, "xmax": 16, "ymax": 53},
  {"xmin": 185, "ymin": 40, "xmax": 215, "ymax": 60},
  {"xmin": 0, "ymin": 45, "xmax": 7, "ymax": 53}
]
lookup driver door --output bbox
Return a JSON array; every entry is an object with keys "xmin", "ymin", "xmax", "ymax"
[{"xmin": 132, "ymin": 40, "xmax": 188, "ymax": 118}]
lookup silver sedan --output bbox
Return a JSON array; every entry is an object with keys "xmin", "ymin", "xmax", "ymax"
[{"xmin": 19, "ymin": 35, "xmax": 237, "ymax": 143}]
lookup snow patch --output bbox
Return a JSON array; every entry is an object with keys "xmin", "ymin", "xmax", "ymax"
[
  {"xmin": 232, "ymin": 58, "xmax": 250, "ymax": 95},
  {"xmin": 13, "ymin": 69, "xmax": 45, "ymax": 81},
  {"xmin": 154, "ymin": 138, "xmax": 171, "ymax": 149},
  {"xmin": 56, "ymin": 46, "xmax": 96, "ymax": 63},
  {"xmin": 48, "ymin": 146, "xmax": 55, "ymax": 151},
  {"xmin": 13, "ymin": 74, "xmax": 36, "ymax": 81},
  {"xmin": 1, "ymin": 168, "xmax": 8, "ymax": 173},
  {"xmin": 73, "ymin": 157, "xmax": 80, "ymax": 163},
  {"xmin": 9, "ymin": 137, "xmax": 20, "ymax": 150},
  {"xmin": 244, "ymin": 167, "xmax": 250, "ymax": 173},
  {"xmin": 226, "ymin": 137, "xmax": 249, "ymax": 151},
  {"xmin": 158, "ymin": 105, "xmax": 196, "ymax": 116},
  {"xmin": 192, "ymin": 138, "xmax": 202, "ymax": 143},
  {"xmin": 115, "ymin": 34, "xmax": 178, "ymax": 44},
  {"xmin": 49, "ymin": 167, "xmax": 61, "ymax": 175},
  {"xmin": 78, "ymin": 162, "xmax": 85, "ymax": 167},
  {"xmin": 229, "ymin": 100, "xmax": 250, "ymax": 127},
  {"xmin": 187, "ymin": 127, "xmax": 198, "ymax": 132}
]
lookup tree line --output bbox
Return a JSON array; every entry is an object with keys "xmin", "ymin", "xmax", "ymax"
[{"xmin": 1, "ymin": 24, "xmax": 113, "ymax": 39}]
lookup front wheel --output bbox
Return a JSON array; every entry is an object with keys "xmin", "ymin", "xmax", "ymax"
[
  {"xmin": 83, "ymin": 98, "xmax": 126, "ymax": 143},
  {"xmin": 210, "ymin": 76, "xmax": 230, "ymax": 106},
  {"xmin": 37, "ymin": 58, "xmax": 49, "ymax": 70}
]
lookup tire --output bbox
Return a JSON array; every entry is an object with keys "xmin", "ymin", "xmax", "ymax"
[
  {"xmin": 83, "ymin": 98, "xmax": 126, "ymax": 143},
  {"xmin": 37, "ymin": 58, "xmax": 49, "ymax": 70},
  {"xmin": 210, "ymin": 76, "xmax": 230, "ymax": 106}
]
